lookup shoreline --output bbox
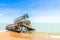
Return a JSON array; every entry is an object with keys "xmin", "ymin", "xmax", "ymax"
[{"xmin": 0, "ymin": 30, "xmax": 60, "ymax": 35}]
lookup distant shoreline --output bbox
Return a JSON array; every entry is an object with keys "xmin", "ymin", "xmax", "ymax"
[{"xmin": 0, "ymin": 30, "xmax": 6, "ymax": 32}]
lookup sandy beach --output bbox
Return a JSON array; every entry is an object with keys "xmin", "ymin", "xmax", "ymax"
[{"xmin": 0, "ymin": 31, "xmax": 60, "ymax": 40}]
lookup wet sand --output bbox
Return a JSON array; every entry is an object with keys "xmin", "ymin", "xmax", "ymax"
[{"xmin": 0, "ymin": 31, "xmax": 60, "ymax": 40}]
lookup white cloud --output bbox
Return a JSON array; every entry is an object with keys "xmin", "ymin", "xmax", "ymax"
[
  {"xmin": 0, "ymin": 14, "xmax": 4, "ymax": 16},
  {"xmin": 0, "ymin": 17, "xmax": 14, "ymax": 23},
  {"xmin": 0, "ymin": 8, "xmax": 22, "ymax": 23},
  {"xmin": 30, "ymin": 16, "xmax": 60, "ymax": 23}
]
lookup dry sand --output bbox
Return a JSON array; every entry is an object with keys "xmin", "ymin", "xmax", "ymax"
[{"xmin": 0, "ymin": 31, "xmax": 60, "ymax": 40}]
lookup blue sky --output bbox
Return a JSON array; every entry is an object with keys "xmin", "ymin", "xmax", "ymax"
[{"xmin": 0, "ymin": 0, "xmax": 60, "ymax": 23}]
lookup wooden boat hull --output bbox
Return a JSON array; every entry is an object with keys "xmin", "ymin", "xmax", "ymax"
[{"xmin": 6, "ymin": 26, "xmax": 35, "ymax": 33}]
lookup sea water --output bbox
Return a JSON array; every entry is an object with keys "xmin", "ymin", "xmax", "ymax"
[
  {"xmin": 0, "ymin": 23, "xmax": 60, "ymax": 34},
  {"xmin": 0, "ymin": 23, "xmax": 7, "ymax": 31},
  {"xmin": 31, "ymin": 23, "xmax": 60, "ymax": 34}
]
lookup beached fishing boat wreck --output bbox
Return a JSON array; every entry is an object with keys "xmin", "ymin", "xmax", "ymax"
[{"xmin": 6, "ymin": 14, "xmax": 35, "ymax": 33}]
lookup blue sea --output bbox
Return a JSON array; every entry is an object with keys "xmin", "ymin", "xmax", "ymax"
[{"xmin": 0, "ymin": 23, "xmax": 60, "ymax": 34}]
